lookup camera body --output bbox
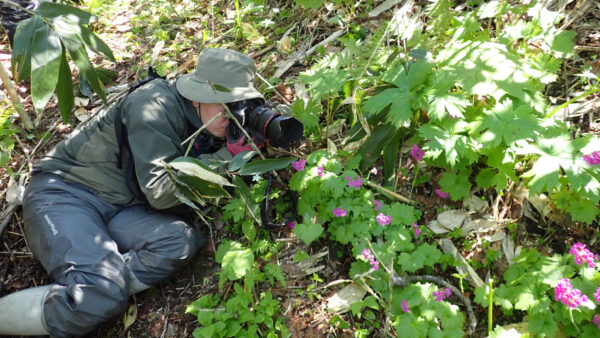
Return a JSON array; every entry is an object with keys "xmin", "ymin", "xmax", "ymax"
[{"xmin": 227, "ymin": 99, "xmax": 303, "ymax": 148}]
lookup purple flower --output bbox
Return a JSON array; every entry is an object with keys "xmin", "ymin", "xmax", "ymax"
[
  {"xmin": 410, "ymin": 144, "xmax": 425, "ymax": 161},
  {"xmin": 554, "ymin": 278, "xmax": 588, "ymax": 309},
  {"xmin": 287, "ymin": 221, "xmax": 296, "ymax": 229},
  {"xmin": 401, "ymin": 299, "xmax": 410, "ymax": 313},
  {"xmin": 376, "ymin": 213, "xmax": 391, "ymax": 226},
  {"xmin": 370, "ymin": 167, "xmax": 378, "ymax": 175},
  {"xmin": 444, "ymin": 287, "xmax": 451, "ymax": 297},
  {"xmin": 413, "ymin": 223, "xmax": 421, "ymax": 237},
  {"xmin": 570, "ymin": 243, "xmax": 598, "ymax": 268},
  {"xmin": 583, "ymin": 151, "xmax": 600, "ymax": 166},
  {"xmin": 372, "ymin": 199, "xmax": 382, "ymax": 211},
  {"xmin": 292, "ymin": 159, "xmax": 306, "ymax": 171},
  {"xmin": 333, "ymin": 207, "xmax": 347, "ymax": 217},
  {"xmin": 435, "ymin": 189, "xmax": 449, "ymax": 199},
  {"xmin": 347, "ymin": 175, "xmax": 363, "ymax": 188},
  {"xmin": 594, "ymin": 287, "xmax": 600, "ymax": 304},
  {"xmin": 593, "ymin": 315, "xmax": 600, "ymax": 330},
  {"xmin": 361, "ymin": 249, "xmax": 379, "ymax": 271},
  {"xmin": 317, "ymin": 166, "xmax": 325, "ymax": 177}
]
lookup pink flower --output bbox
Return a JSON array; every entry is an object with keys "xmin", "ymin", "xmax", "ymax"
[
  {"xmin": 287, "ymin": 221, "xmax": 296, "ymax": 229},
  {"xmin": 292, "ymin": 159, "xmax": 306, "ymax": 171},
  {"xmin": 594, "ymin": 287, "xmax": 600, "ymax": 304},
  {"xmin": 413, "ymin": 223, "xmax": 421, "ymax": 237},
  {"xmin": 570, "ymin": 243, "xmax": 598, "ymax": 268},
  {"xmin": 444, "ymin": 287, "xmax": 451, "ymax": 297},
  {"xmin": 376, "ymin": 213, "xmax": 391, "ymax": 226},
  {"xmin": 347, "ymin": 175, "xmax": 363, "ymax": 188},
  {"xmin": 401, "ymin": 299, "xmax": 410, "ymax": 313},
  {"xmin": 372, "ymin": 199, "xmax": 382, "ymax": 211},
  {"xmin": 361, "ymin": 249, "xmax": 379, "ymax": 271},
  {"xmin": 317, "ymin": 166, "xmax": 324, "ymax": 176},
  {"xmin": 370, "ymin": 167, "xmax": 378, "ymax": 175},
  {"xmin": 410, "ymin": 144, "xmax": 425, "ymax": 161},
  {"xmin": 583, "ymin": 151, "xmax": 600, "ymax": 166},
  {"xmin": 435, "ymin": 189, "xmax": 449, "ymax": 199},
  {"xmin": 333, "ymin": 207, "xmax": 347, "ymax": 217},
  {"xmin": 554, "ymin": 278, "xmax": 588, "ymax": 309},
  {"xmin": 593, "ymin": 315, "xmax": 600, "ymax": 330}
]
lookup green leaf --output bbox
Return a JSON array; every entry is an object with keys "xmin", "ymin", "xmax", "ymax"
[
  {"xmin": 545, "ymin": 28, "xmax": 576, "ymax": 58},
  {"xmin": 228, "ymin": 151, "xmax": 256, "ymax": 172},
  {"xmin": 428, "ymin": 93, "xmax": 469, "ymax": 120},
  {"xmin": 567, "ymin": 198, "xmax": 599, "ymax": 224},
  {"xmin": 212, "ymin": 83, "xmax": 231, "ymax": 92},
  {"xmin": 232, "ymin": 176, "xmax": 260, "ymax": 224},
  {"xmin": 358, "ymin": 124, "xmax": 398, "ymax": 170},
  {"xmin": 397, "ymin": 243, "xmax": 443, "ymax": 272},
  {"xmin": 238, "ymin": 157, "xmax": 295, "ymax": 175},
  {"xmin": 56, "ymin": 47, "xmax": 74, "ymax": 121},
  {"xmin": 52, "ymin": 16, "xmax": 107, "ymax": 103},
  {"xmin": 175, "ymin": 174, "xmax": 231, "ymax": 199},
  {"xmin": 440, "ymin": 171, "xmax": 471, "ymax": 201},
  {"xmin": 242, "ymin": 220, "xmax": 256, "ymax": 242},
  {"xmin": 528, "ymin": 300, "xmax": 558, "ymax": 337},
  {"xmin": 293, "ymin": 218, "xmax": 324, "ymax": 246},
  {"xmin": 215, "ymin": 240, "xmax": 254, "ymax": 281},
  {"xmin": 11, "ymin": 16, "xmax": 45, "ymax": 82},
  {"xmin": 295, "ymin": 0, "xmax": 323, "ymax": 9},
  {"xmin": 291, "ymin": 99, "xmax": 321, "ymax": 132},
  {"xmin": 78, "ymin": 25, "xmax": 116, "ymax": 62},
  {"xmin": 30, "ymin": 23, "xmax": 62, "ymax": 112},
  {"xmin": 37, "ymin": 2, "xmax": 96, "ymax": 25},
  {"xmin": 169, "ymin": 157, "xmax": 233, "ymax": 186}
]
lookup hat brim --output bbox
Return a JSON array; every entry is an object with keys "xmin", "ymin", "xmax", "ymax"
[{"xmin": 176, "ymin": 74, "xmax": 264, "ymax": 104}]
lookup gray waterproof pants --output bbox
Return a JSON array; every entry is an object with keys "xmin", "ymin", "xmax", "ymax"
[{"xmin": 22, "ymin": 172, "xmax": 205, "ymax": 337}]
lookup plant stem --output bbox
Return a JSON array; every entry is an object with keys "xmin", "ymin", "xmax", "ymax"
[
  {"xmin": 569, "ymin": 308, "xmax": 581, "ymax": 335},
  {"xmin": 488, "ymin": 278, "xmax": 494, "ymax": 334},
  {"xmin": 0, "ymin": 61, "xmax": 33, "ymax": 130},
  {"xmin": 408, "ymin": 165, "xmax": 419, "ymax": 200},
  {"xmin": 545, "ymin": 86, "xmax": 600, "ymax": 119}
]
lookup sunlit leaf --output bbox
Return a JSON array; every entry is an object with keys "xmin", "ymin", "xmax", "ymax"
[{"xmin": 30, "ymin": 23, "xmax": 62, "ymax": 112}]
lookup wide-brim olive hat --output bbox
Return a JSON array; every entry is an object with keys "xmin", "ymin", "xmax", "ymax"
[{"xmin": 176, "ymin": 48, "xmax": 264, "ymax": 104}]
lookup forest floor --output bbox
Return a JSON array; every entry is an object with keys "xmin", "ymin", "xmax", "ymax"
[{"xmin": 1, "ymin": 0, "xmax": 600, "ymax": 337}]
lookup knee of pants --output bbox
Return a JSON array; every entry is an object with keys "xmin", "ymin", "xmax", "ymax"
[
  {"xmin": 153, "ymin": 224, "xmax": 205, "ymax": 261},
  {"xmin": 45, "ymin": 270, "xmax": 129, "ymax": 336}
]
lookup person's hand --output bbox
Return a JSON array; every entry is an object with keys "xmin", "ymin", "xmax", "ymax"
[{"xmin": 226, "ymin": 122, "xmax": 264, "ymax": 156}]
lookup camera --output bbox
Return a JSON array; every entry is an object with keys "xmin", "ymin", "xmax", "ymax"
[{"xmin": 227, "ymin": 99, "xmax": 304, "ymax": 148}]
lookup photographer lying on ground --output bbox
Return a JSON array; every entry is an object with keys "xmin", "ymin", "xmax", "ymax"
[{"xmin": 0, "ymin": 48, "xmax": 290, "ymax": 336}]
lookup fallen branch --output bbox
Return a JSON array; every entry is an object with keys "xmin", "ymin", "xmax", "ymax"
[
  {"xmin": 366, "ymin": 181, "xmax": 413, "ymax": 204},
  {"xmin": 0, "ymin": 204, "xmax": 19, "ymax": 236},
  {"xmin": 392, "ymin": 274, "xmax": 477, "ymax": 335}
]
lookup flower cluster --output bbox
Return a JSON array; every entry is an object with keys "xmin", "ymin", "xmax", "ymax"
[
  {"xmin": 435, "ymin": 189, "xmax": 449, "ymax": 199},
  {"xmin": 433, "ymin": 288, "xmax": 451, "ymax": 302},
  {"xmin": 583, "ymin": 151, "xmax": 600, "ymax": 166},
  {"xmin": 569, "ymin": 242, "xmax": 598, "ymax": 268},
  {"xmin": 372, "ymin": 199, "xmax": 382, "ymax": 211},
  {"xmin": 595, "ymin": 287, "xmax": 600, "ymax": 304},
  {"xmin": 287, "ymin": 221, "xmax": 296, "ymax": 229},
  {"xmin": 554, "ymin": 278, "xmax": 588, "ymax": 309},
  {"xmin": 413, "ymin": 223, "xmax": 421, "ymax": 237},
  {"xmin": 345, "ymin": 175, "xmax": 363, "ymax": 188},
  {"xmin": 317, "ymin": 166, "xmax": 324, "ymax": 177},
  {"xmin": 401, "ymin": 299, "xmax": 410, "ymax": 313},
  {"xmin": 594, "ymin": 315, "xmax": 600, "ymax": 330},
  {"xmin": 410, "ymin": 144, "xmax": 425, "ymax": 161},
  {"xmin": 333, "ymin": 207, "xmax": 347, "ymax": 217},
  {"xmin": 376, "ymin": 213, "xmax": 391, "ymax": 226},
  {"xmin": 362, "ymin": 249, "xmax": 379, "ymax": 271},
  {"xmin": 292, "ymin": 159, "xmax": 306, "ymax": 171}
]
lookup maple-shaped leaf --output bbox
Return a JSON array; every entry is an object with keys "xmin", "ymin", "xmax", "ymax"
[
  {"xmin": 428, "ymin": 93, "xmax": 470, "ymax": 120},
  {"xmin": 526, "ymin": 53, "xmax": 562, "ymax": 84},
  {"xmin": 567, "ymin": 198, "xmax": 599, "ymax": 224},
  {"xmin": 419, "ymin": 119, "xmax": 479, "ymax": 168},
  {"xmin": 291, "ymin": 98, "xmax": 321, "ymax": 132},
  {"xmin": 362, "ymin": 88, "xmax": 411, "ymax": 128},
  {"xmin": 439, "ymin": 170, "xmax": 472, "ymax": 201},
  {"xmin": 528, "ymin": 300, "xmax": 559, "ymax": 337},
  {"xmin": 397, "ymin": 243, "xmax": 442, "ymax": 272},
  {"xmin": 298, "ymin": 67, "xmax": 349, "ymax": 101},
  {"xmin": 470, "ymin": 100, "xmax": 540, "ymax": 148},
  {"xmin": 544, "ymin": 27, "xmax": 576, "ymax": 58},
  {"xmin": 293, "ymin": 219, "xmax": 324, "ymax": 246}
]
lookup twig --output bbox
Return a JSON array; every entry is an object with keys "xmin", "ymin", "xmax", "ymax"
[
  {"xmin": 15, "ymin": 213, "xmax": 31, "ymax": 254},
  {"xmin": 314, "ymin": 279, "xmax": 354, "ymax": 291},
  {"xmin": 180, "ymin": 112, "xmax": 223, "ymax": 155},
  {"xmin": 248, "ymin": 45, "xmax": 275, "ymax": 59},
  {"xmin": 255, "ymin": 73, "xmax": 291, "ymax": 105},
  {"xmin": 0, "ymin": 204, "xmax": 18, "ymax": 236},
  {"xmin": 392, "ymin": 274, "xmax": 477, "ymax": 335},
  {"xmin": 13, "ymin": 134, "xmax": 31, "ymax": 172},
  {"xmin": 366, "ymin": 181, "xmax": 413, "ymax": 204},
  {"xmin": 0, "ymin": 57, "xmax": 33, "ymax": 129}
]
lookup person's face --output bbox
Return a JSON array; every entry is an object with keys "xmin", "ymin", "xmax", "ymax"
[{"xmin": 193, "ymin": 102, "xmax": 229, "ymax": 138}]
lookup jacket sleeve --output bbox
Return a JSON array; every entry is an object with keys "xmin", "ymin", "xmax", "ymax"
[{"xmin": 122, "ymin": 93, "xmax": 188, "ymax": 210}]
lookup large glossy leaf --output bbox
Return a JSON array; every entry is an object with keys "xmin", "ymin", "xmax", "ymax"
[
  {"xmin": 238, "ymin": 157, "xmax": 296, "ymax": 175},
  {"xmin": 30, "ymin": 24, "xmax": 62, "ymax": 112},
  {"xmin": 56, "ymin": 47, "xmax": 74, "ymax": 121},
  {"xmin": 52, "ymin": 17, "xmax": 107, "ymax": 103},
  {"xmin": 358, "ymin": 124, "xmax": 397, "ymax": 170},
  {"xmin": 79, "ymin": 25, "xmax": 115, "ymax": 62},
  {"xmin": 37, "ymin": 2, "xmax": 96, "ymax": 25},
  {"xmin": 176, "ymin": 174, "xmax": 230, "ymax": 199},
  {"xmin": 169, "ymin": 157, "xmax": 234, "ymax": 186},
  {"xmin": 11, "ymin": 16, "xmax": 44, "ymax": 82},
  {"xmin": 228, "ymin": 151, "xmax": 256, "ymax": 172}
]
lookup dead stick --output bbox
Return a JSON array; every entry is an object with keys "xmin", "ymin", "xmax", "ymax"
[
  {"xmin": 0, "ymin": 59, "xmax": 33, "ymax": 129},
  {"xmin": 0, "ymin": 204, "xmax": 18, "ymax": 236},
  {"xmin": 366, "ymin": 181, "xmax": 413, "ymax": 204}
]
